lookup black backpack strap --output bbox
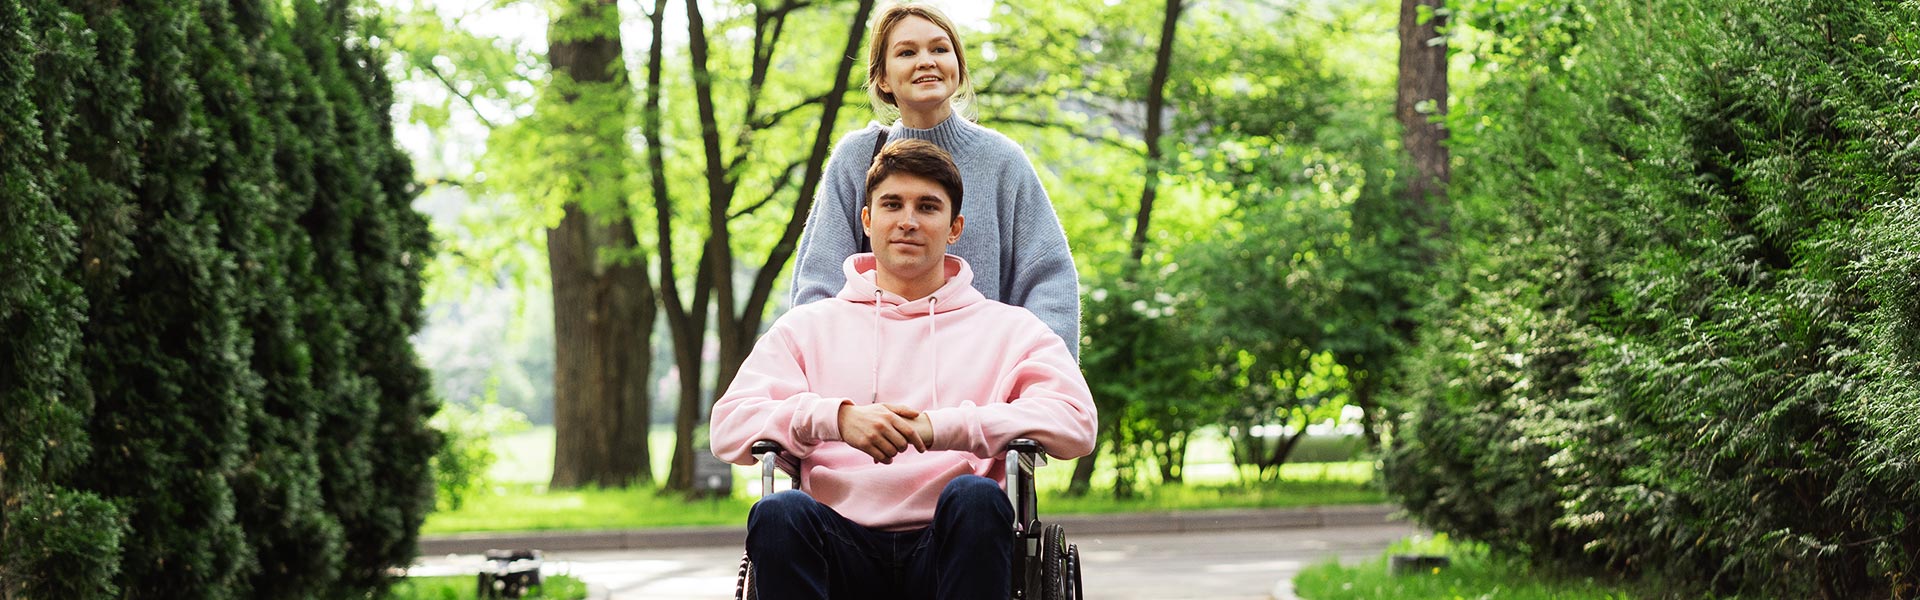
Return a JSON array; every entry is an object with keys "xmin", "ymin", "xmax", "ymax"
[
  {"xmin": 870, "ymin": 123, "xmax": 891, "ymax": 158},
  {"xmin": 858, "ymin": 124, "xmax": 890, "ymax": 254}
]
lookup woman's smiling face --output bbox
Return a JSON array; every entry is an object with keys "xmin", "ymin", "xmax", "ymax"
[{"xmin": 878, "ymin": 15, "xmax": 960, "ymax": 114}]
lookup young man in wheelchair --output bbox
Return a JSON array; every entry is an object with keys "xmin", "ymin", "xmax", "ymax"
[{"xmin": 710, "ymin": 138, "xmax": 1097, "ymax": 600}]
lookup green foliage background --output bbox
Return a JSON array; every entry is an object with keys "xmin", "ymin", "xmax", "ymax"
[
  {"xmin": 1384, "ymin": 0, "xmax": 1920, "ymax": 596},
  {"xmin": 0, "ymin": 0, "xmax": 438, "ymax": 597},
  {"xmin": 371, "ymin": 0, "xmax": 1920, "ymax": 595}
]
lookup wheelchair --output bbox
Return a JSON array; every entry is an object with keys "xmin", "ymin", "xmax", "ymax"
[{"xmin": 734, "ymin": 438, "xmax": 1085, "ymax": 600}]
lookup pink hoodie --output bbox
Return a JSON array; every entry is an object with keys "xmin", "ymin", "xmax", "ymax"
[{"xmin": 710, "ymin": 254, "xmax": 1097, "ymax": 531}]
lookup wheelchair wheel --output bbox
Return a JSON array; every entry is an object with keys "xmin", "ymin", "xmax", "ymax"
[
  {"xmin": 736, "ymin": 552, "xmax": 756, "ymax": 600},
  {"xmin": 1040, "ymin": 523, "xmax": 1069, "ymax": 600},
  {"xmin": 1067, "ymin": 544, "xmax": 1084, "ymax": 600}
]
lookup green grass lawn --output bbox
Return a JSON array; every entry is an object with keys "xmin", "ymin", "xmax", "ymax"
[
  {"xmin": 424, "ymin": 484, "xmax": 756, "ymax": 534},
  {"xmin": 1292, "ymin": 534, "xmax": 1637, "ymax": 599},
  {"xmin": 426, "ymin": 425, "xmax": 1386, "ymax": 535},
  {"xmin": 384, "ymin": 575, "xmax": 587, "ymax": 600}
]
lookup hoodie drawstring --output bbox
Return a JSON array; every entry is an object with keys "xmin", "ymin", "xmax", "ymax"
[
  {"xmin": 928, "ymin": 296, "xmax": 939, "ymax": 407},
  {"xmin": 870, "ymin": 290, "xmax": 942, "ymax": 408}
]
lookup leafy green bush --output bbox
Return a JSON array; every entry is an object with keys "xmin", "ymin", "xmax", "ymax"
[
  {"xmin": 383, "ymin": 574, "xmax": 588, "ymax": 600},
  {"xmin": 1293, "ymin": 534, "xmax": 1638, "ymax": 600},
  {"xmin": 1387, "ymin": 0, "xmax": 1920, "ymax": 596},
  {"xmin": 1852, "ymin": 202, "xmax": 1920, "ymax": 494},
  {"xmin": 1081, "ymin": 270, "xmax": 1217, "ymax": 496},
  {"xmin": 432, "ymin": 401, "xmax": 532, "ymax": 511}
]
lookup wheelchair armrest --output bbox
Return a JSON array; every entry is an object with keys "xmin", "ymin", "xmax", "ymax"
[
  {"xmin": 1005, "ymin": 438, "xmax": 1048, "ymax": 532},
  {"xmin": 1006, "ymin": 438, "xmax": 1045, "ymax": 456},
  {"xmin": 751, "ymin": 440, "xmax": 800, "ymax": 498},
  {"xmin": 1007, "ymin": 438, "xmax": 1048, "ymax": 474}
]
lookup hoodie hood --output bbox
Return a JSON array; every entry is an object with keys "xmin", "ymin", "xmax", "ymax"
[{"xmin": 835, "ymin": 253, "xmax": 985, "ymax": 314}]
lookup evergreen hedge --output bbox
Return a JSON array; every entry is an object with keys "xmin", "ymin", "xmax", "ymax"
[
  {"xmin": 1386, "ymin": 0, "xmax": 1920, "ymax": 597},
  {"xmin": 0, "ymin": 0, "xmax": 437, "ymax": 597},
  {"xmin": 3, "ymin": 1, "xmax": 127, "ymax": 597}
]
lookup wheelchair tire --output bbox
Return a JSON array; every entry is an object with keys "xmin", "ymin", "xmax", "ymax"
[
  {"xmin": 736, "ymin": 552, "xmax": 756, "ymax": 600},
  {"xmin": 1040, "ymin": 523, "xmax": 1069, "ymax": 600},
  {"xmin": 1067, "ymin": 544, "xmax": 1084, "ymax": 600}
]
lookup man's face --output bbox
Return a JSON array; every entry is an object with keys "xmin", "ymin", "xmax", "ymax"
[{"xmin": 863, "ymin": 172, "xmax": 964, "ymax": 286}]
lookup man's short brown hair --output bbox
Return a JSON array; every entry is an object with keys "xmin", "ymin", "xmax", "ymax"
[{"xmin": 865, "ymin": 138, "xmax": 964, "ymax": 219}]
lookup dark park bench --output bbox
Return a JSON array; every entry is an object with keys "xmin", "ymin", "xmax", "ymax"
[{"xmin": 477, "ymin": 548, "xmax": 542, "ymax": 599}]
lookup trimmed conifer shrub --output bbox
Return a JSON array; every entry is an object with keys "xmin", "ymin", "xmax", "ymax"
[
  {"xmin": 193, "ymin": 0, "xmax": 350, "ymax": 595},
  {"xmin": 67, "ymin": 0, "xmax": 255, "ymax": 595},
  {"xmin": 283, "ymin": 1, "xmax": 440, "ymax": 592},
  {"xmin": 1387, "ymin": 0, "xmax": 1920, "ymax": 596},
  {"xmin": 1, "ymin": 2, "xmax": 128, "ymax": 597},
  {"xmin": 2, "ymin": 0, "xmax": 435, "ymax": 597}
]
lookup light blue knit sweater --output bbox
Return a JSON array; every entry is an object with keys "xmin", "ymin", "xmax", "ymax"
[{"xmin": 789, "ymin": 114, "xmax": 1081, "ymax": 359}]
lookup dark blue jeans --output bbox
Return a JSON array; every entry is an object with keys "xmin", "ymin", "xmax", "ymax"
[{"xmin": 746, "ymin": 475, "xmax": 1014, "ymax": 600}]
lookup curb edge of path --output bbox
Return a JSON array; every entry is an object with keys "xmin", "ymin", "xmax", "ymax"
[
  {"xmin": 1270, "ymin": 578, "xmax": 1301, "ymax": 600},
  {"xmin": 418, "ymin": 503, "xmax": 1402, "ymax": 556}
]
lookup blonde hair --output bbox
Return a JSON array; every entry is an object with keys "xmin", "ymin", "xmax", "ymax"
[{"xmin": 866, "ymin": 2, "xmax": 975, "ymax": 121}]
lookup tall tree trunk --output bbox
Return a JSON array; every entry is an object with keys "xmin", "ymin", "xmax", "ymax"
[
  {"xmin": 721, "ymin": 0, "xmax": 873, "ymax": 421},
  {"xmin": 1263, "ymin": 430, "xmax": 1309, "ymax": 481},
  {"xmin": 1397, "ymin": 0, "xmax": 1450, "ymax": 231},
  {"xmin": 659, "ymin": 0, "xmax": 874, "ymax": 492},
  {"xmin": 547, "ymin": 0, "xmax": 654, "ymax": 489},
  {"xmin": 1385, "ymin": 0, "xmax": 1450, "ymax": 449},
  {"xmin": 1067, "ymin": 439, "xmax": 1100, "ymax": 496},
  {"xmin": 666, "ymin": 0, "xmax": 730, "ymax": 494},
  {"xmin": 1348, "ymin": 365, "xmax": 1383, "ymax": 451},
  {"xmin": 1127, "ymin": 0, "xmax": 1183, "ymax": 264},
  {"xmin": 1156, "ymin": 431, "xmax": 1187, "ymax": 484},
  {"xmin": 1074, "ymin": 0, "xmax": 1184, "ymax": 497},
  {"xmin": 663, "ymin": 252, "xmax": 713, "ymax": 493}
]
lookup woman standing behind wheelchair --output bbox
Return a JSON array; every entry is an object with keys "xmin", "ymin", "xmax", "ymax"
[{"xmin": 789, "ymin": 1, "xmax": 1081, "ymax": 359}]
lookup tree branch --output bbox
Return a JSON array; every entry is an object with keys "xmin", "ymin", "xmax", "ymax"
[
  {"xmin": 685, "ymin": 0, "xmax": 740, "ymax": 400},
  {"xmin": 418, "ymin": 176, "xmax": 474, "ymax": 189},
  {"xmin": 727, "ymin": 159, "xmax": 807, "ymax": 221},
  {"xmin": 725, "ymin": 0, "xmax": 805, "ymax": 189},
  {"xmin": 974, "ymin": 75, "xmax": 1069, "ymax": 101},
  {"xmin": 748, "ymin": 93, "xmax": 829, "ymax": 131},
  {"xmin": 643, "ymin": 0, "xmax": 685, "ymax": 328},
  {"xmin": 981, "ymin": 116, "xmax": 1143, "ymax": 155},
  {"xmin": 418, "ymin": 60, "xmax": 500, "ymax": 129},
  {"xmin": 722, "ymin": 94, "xmax": 829, "ymax": 178},
  {"xmin": 1130, "ymin": 0, "xmax": 1184, "ymax": 264},
  {"xmin": 743, "ymin": 0, "xmax": 876, "ymax": 347}
]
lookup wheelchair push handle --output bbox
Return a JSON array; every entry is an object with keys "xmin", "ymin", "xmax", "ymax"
[
  {"xmin": 1005, "ymin": 439, "xmax": 1049, "ymax": 534},
  {"xmin": 1007, "ymin": 438, "xmax": 1045, "ymax": 455},
  {"xmin": 751, "ymin": 440, "xmax": 786, "ymax": 456},
  {"xmin": 751, "ymin": 441, "xmax": 798, "ymax": 495}
]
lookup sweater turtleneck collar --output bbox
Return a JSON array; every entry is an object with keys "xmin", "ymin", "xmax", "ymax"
[{"xmin": 890, "ymin": 112, "xmax": 981, "ymax": 155}]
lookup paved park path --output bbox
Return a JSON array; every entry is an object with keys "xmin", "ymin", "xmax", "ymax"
[{"xmin": 413, "ymin": 505, "xmax": 1417, "ymax": 600}]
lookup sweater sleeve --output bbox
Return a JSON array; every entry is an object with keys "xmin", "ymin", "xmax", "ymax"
[
  {"xmin": 1001, "ymin": 156, "xmax": 1082, "ymax": 360},
  {"xmin": 925, "ymin": 323, "xmax": 1098, "ymax": 460},
  {"xmin": 709, "ymin": 324, "xmax": 851, "ymax": 465},
  {"xmin": 789, "ymin": 129, "xmax": 878, "ymax": 308}
]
